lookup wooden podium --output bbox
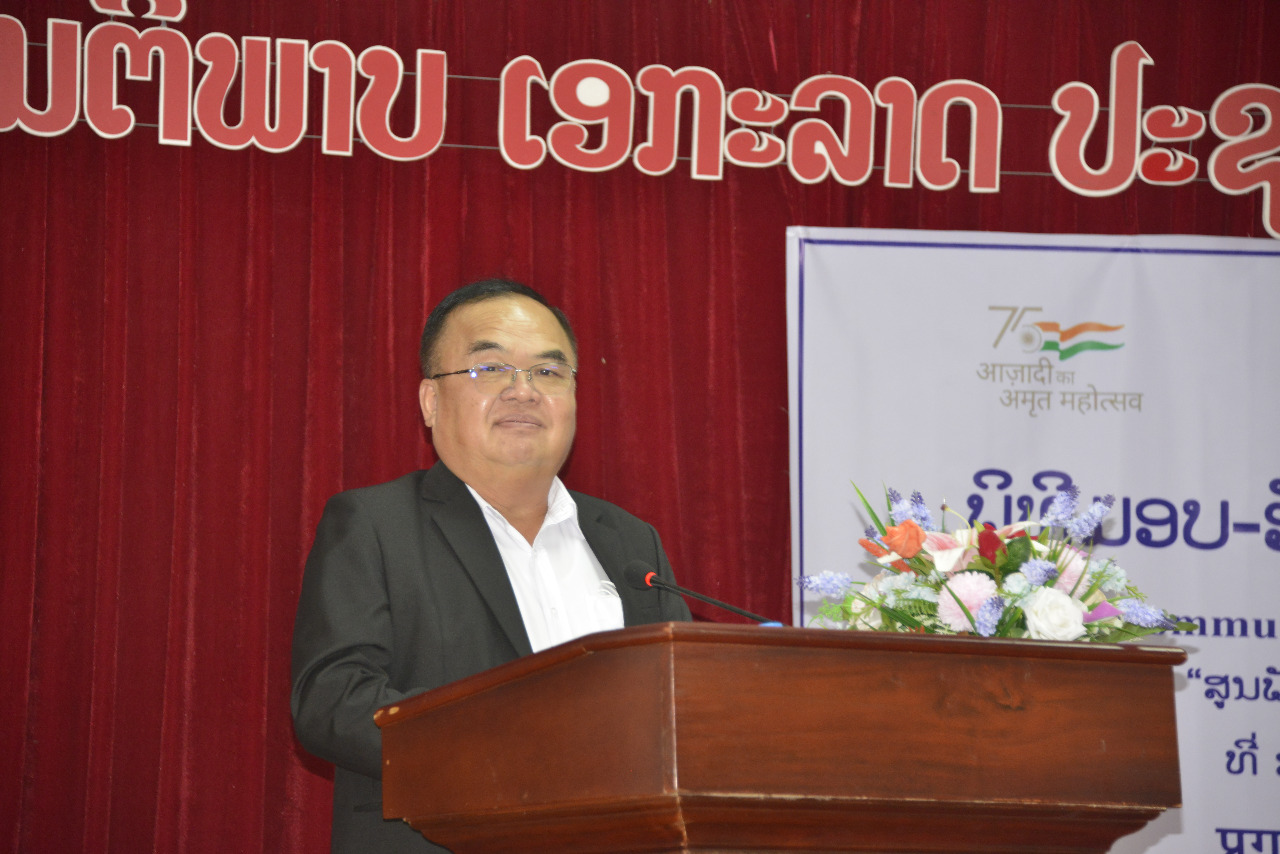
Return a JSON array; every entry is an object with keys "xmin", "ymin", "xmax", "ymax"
[{"xmin": 375, "ymin": 623, "xmax": 1185, "ymax": 853}]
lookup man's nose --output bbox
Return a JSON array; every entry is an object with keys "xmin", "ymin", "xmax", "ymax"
[{"xmin": 503, "ymin": 368, "xmax": 539, "ymax": 398}]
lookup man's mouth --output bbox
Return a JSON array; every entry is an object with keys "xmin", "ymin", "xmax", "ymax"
[{"xmin": 495, "ymin": 414, "xmax": 542, "ymax": 428}]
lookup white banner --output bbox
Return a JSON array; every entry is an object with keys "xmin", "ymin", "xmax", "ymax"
[{"xmin": 786, "ymin": 227, "xmax": 1280, "ymax": 854}]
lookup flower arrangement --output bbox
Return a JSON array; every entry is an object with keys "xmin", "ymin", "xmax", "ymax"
[{"xmin": 801, "ymin": 484, "xmax": 1191, "ymax": 642}]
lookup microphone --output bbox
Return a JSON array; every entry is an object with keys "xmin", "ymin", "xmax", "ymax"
[{"xmin": 623, "ymin": 560, "xmax": 778, "ymax": 624}]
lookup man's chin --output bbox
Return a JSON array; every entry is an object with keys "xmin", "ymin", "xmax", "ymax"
[{"xmin": 488, "ymin": 440, "xmax": 556, "ymax": 468}]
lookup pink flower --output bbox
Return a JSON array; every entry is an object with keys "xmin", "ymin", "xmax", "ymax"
[
  {"xmin": 1084, "ymin": 601, "xmax": 1122, "ymax": 623},
  {"xmin": 923, "ymin": 522, "xmax": 1040, "ymax": 576},
  {"xmin": 921, "ymin": 530, "xmax": 977, "ymax": 575},
  {"xmin": 1056, "ymin": 546, "xmax": 1089, "ymax": 593},
  {"xmin": 937, "ymin": 571, "xmax": 998, "ymax": 632}
]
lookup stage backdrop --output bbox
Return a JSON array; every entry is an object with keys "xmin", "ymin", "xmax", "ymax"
[
  {"xmin": 2, "ymin": 1, "xmax": 1278, "ymax": 852},
  {"xmin": 787, "ymin": 227, "xmax": 1280, "ymax": 854}
]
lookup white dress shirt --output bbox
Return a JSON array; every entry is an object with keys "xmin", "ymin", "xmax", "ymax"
[{"xmin": 466, "ymin": 478, "xmax": 625, "ymax": 653}]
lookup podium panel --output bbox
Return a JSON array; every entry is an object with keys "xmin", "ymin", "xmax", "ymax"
[{"xmin": 376, "ymin": 623, "xmax": 1185, "ymax": 853}]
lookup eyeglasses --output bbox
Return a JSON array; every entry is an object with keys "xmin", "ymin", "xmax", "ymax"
[{"xmin": 429, "ymin": 361, "xmax": 577, "ymax": 394}]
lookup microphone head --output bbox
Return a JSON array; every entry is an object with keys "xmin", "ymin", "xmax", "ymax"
[{"xmin": 623, "ymin": 560, "xmax": 657, "ymax": 590}]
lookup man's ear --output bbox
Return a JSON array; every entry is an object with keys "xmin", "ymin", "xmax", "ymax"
[{"xmin": 418, "ymin": 379, "xmax": 437, "ymax": 428}]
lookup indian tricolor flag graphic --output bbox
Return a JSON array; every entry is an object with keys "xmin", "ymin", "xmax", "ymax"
[{"xmin": 1024, "ymin": 321, "xmax": 1125, "ymax": 360}]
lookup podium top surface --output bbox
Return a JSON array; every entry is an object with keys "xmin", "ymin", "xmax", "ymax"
[{"xmin": 376, "ymin": 621, "xmax": 1186, "ymax": 727}]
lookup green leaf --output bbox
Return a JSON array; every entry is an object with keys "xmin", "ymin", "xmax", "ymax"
[
  {"xmin": 904, "ymin": 555, "xmax": 934, "ymax": 574},
  {"xmin": 1004, "ymin": 535, "xmax": 1033, "ymax": 568},
  {"xmin": 853, "ymin": 482, "xmax": 887, "ymax": 535},
  {"xmin": 964, "ymin": 561, "xmax": 999, "ymax": 582},
  {"xmin": 852, "ymin": 591, "xmax": 925, "ymax": 629},
  {"xmin": 895, "ymin": 597, "xmax": 938, "ymax": 618},
  {"xmin": 1092, "ymin": 623, "xmax": 1170, "ymax": 644},
  {"xmin": 997, "ymin": 604, "xmax": 1024, "ymax": 636},
  {"xmin": 970, "ymin": 556, "xmax": 998, "ymax": 574}
]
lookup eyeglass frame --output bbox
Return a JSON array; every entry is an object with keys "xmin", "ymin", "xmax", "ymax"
[{"xmin": 428, "ymin": 361, "xmax": 578, "ymax": 394}]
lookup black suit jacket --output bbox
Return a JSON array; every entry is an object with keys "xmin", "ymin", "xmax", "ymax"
[{"xmin": 291, "ymin": 462, "xmax": 691, "ymax": 853}]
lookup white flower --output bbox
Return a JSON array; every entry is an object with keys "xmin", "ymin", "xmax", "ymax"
[
  {"xmin": 1022, "ymin": 587, "xmax": 1087, "ymax": 641},
  {"xmin": 850, "ymin": 607, "xmax": 883, "ymax": 630},
  {"xmin": 1088, "ymin": 562, "xmax": 1129, "ymax": 596},
  {"xmin": 902, "ymin": 581, "xmax": 939, "ymax": 603},
  {"xmin": 849, "ymin": 572, "xmax": 891, "ymax": 629},
  {"xmin": 1001, "ymin": 572, "xmax": 1030, "ymax": 601},
  {"xmin": 881, "ymin": 571, "xmax": 923, "ymax": 605}
]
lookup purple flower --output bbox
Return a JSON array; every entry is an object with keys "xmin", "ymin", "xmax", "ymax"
[
  {"xmin": 910, "ymin": 491, "xmax": 937, "ymax": 531},
  {"xmin": 888, "ymin": 488, "xmax": 912, "ymax": 525},
  {"xmin": 1022, "ymin": 558, "xmax": 1059, "ymax": 587},
  {"xmin": 800, "ymin": 572, "xmax": 855, "ymax": 598},
  {"xmin": 974, "ymin": 596, "xmax": 1005, "ymax": 637},
  {"xmin": 1040, "ymin": 485, "xmax": 1080, "ymax": 528},
  {"xmin": 888, "ymin": 488, "xmax": 936, "ymax": 530},
  {"xmin": 1066, "ymin": 495, "xmax": 1116, "ymax": 541},
  {"xmin": 1116, "ymin": 598, "xmax": 1176, "ymax": 630}
]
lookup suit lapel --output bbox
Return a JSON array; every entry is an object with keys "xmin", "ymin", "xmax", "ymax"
[
  {"xmin": 575, "ymin": 496, "xmax": 651, "ymax": 627},
  {"xmin": 420, "ymin": 463, "xmax": 534, "ymax": 658}
]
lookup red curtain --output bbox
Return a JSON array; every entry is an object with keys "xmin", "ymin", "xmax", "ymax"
[{"xmin": 1, "ymin": 1, "xmax": 1274, "ymax": 851}]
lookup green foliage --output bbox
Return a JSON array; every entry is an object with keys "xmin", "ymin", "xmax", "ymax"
[
  {"xmin": 996, "ymin": 604, "xmax": 1024, "ymax": 637},
  {"xmin": 853, "ymin": 482, "xmax": 887, "ymax": 535},
  {"xmin": 1092, "ymin": 623, "xmax": 1171, "ymax": 644},
  {"xmin": 891, "ymin": 597, "xmax": 937, "ymax": 619},
  {"xmin": 857, "ymin": 593, "xmax": 925, "ymax": 629},
  {"xmin": 812, "ymin": 598, "xmax": 855, "ymax": 626},
  {"xmin": 1002, "ymin": 535, "xmax": 1033, "ymax": 570}
]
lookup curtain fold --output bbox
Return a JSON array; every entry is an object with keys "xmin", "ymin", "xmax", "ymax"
[{"xmin": 1, "ymin": 1, "xmax": 1275, "ymax": 851}]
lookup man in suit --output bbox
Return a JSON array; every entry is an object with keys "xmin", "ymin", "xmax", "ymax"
[{"xmin": 291, "ymin": 278, "xmax": 691, "ymax": 852}]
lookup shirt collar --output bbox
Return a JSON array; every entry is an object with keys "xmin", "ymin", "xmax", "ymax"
[
  {"xmin": 543, "ymin": 477, "xmax": 578, "ymax": 526},
  {"xmin": 467, "ymin": 476, "xmax": 578, "ymax": 532}
]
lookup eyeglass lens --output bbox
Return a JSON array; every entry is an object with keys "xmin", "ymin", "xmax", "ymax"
[{"xmin": 471, "ymin": 362, "xmax": 573, "ymax": 392}]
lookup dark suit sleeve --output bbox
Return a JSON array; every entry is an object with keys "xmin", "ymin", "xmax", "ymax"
[{"xmin": 291, "ymin": 490, "xmax": 410, "ymax": 780}]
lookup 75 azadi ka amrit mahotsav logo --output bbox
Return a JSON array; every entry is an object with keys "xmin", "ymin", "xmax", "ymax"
[{"xmin": 1019, "ymin": 320, "xmax": 1125, "ymax": 360}]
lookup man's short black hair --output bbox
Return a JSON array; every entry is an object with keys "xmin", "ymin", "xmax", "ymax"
[{"xmin": 419, "ymin": 278, "xmax": 579, "ymax": 378}]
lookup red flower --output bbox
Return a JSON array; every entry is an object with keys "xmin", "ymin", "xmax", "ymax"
[{"xmin": 977, "ymin": 523, "xmax": 1005, "ymax": 562}]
